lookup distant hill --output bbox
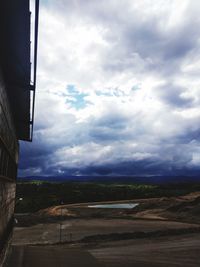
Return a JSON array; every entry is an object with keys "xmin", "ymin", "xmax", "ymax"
[{"xmin": 17, "ymin": 175, "xmax": 200, "ymax": 185}]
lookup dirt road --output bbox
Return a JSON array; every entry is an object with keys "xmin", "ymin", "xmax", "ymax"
[
  {"xmin": 90, "ymin": 233, "xmax": 200, "ymax": 267},
  {"xmin": 13, "ymin": 218, "xmax": 200, "ymax": 245},
  {"xmin": 8, "ymin": 246, "xmax": 104, "ymax": 267}
]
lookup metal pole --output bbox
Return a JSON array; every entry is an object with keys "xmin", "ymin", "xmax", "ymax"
[
  {"xmin": 59, "ymin": 201, "xmax": 64, "ymax": 243},
  {"xmin": 59, "ymin": 206, "xmax": 62, "ymax": 243},
  {"xmin": 30, "ymin": 0, "xmax": 40, "ymax": 141}
]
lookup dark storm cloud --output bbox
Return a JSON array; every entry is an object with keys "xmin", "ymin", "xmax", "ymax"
[
  {"xmin": 19, "ymin": 139, "xmax": 53, "ymax": 174},
  {"xmin": 103, "ymin": 16, "xmax": 200, "ymax": 79},
  {"xmin": 43, "ymin": 156, "xmax": 198, "ymax": 177},
  {"xmin": 156, "ymin": 83, "xmax": 194, "ymax": 108}
]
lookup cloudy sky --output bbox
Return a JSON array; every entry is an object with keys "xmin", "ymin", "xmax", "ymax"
[{"xmin": 19, "ymin": 0, "xmax": 200, "ymax": 177}]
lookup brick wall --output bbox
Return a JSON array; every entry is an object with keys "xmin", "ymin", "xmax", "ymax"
[{"xmin": 0, "ymin": 69, "xmax": 18, "ymax": 266}]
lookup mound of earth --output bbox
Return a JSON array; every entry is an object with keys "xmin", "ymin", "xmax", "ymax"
[
  {"xmin": 133, "ymin": 191, "xmax": 200, "ymax": 223},
  {"xmin": 16, "ymin": 192, "xmax": 200, "ymax": 227}
]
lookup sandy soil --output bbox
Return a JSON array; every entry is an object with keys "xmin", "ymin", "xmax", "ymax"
[
  {"xmin": 13, "ymin": 192, "xmax": 200, "ymax": 266},
  {"xmin": 31, "ymin": 191, "xmax": 200, "ymax": 224}
]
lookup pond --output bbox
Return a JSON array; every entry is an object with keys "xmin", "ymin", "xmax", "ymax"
[{"xmin": 87, "ymin": 203, "xmax": 138, "ymax": 209}]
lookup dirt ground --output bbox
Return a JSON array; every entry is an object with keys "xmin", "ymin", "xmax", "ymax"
[
  {"xmin": 89, "ymin": 233, "xmax": 200, "ymax": 267},
  {"xmin": 13, "ymin": 192, "xmax": 200, "ymax": 266},
  {"xmin": 13, "ymin": 218, "xmax": 200, "ymax": 245}
]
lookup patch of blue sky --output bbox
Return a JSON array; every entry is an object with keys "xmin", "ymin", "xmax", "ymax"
[
  {"xmin": 131, "ymin": 84, "xmax": 141, "ymax": 91},
  {"xmin": 66, "ymin": 84, "xmax": 89, "ymax": 110},
  {"xmin": 96, "ymin": 91, "xmax": 113, "ymax": 97},
  {"xmin": 96, "ymin": 88, "xmax": 126, "ymax": 97},
  {"xmin": 96, "ymin": 86, "xmax": 141, "ymax": 97},
  {"xmin": 40, "ymin": 0, "xmax": 50, "ymax": 6}
]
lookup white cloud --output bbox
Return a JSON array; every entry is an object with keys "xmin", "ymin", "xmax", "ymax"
[{"xmin": 19, "ymin": 0, "xmax": 200, "ymax": 176}]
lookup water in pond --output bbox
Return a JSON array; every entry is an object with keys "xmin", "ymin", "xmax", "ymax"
[{"xmin": 88, "ymin": 203, "xmax": 138, "ymax": 209}]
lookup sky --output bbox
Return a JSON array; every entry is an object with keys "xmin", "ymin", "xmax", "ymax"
[{"xmin": 19, "ymin": 0, "xmax": 200, "ymax": 177}]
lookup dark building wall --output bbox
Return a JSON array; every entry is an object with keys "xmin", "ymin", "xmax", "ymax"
[
  {"xmin": 0, "ymin": 0, "xmax": 39, "ymax": 265},
  {"xmin": 0, "ymin": 0, "xmax": 32, "ymax": 141},
  {"xmin": 0, "ymin": 68, "xmax": 18, "ymax": 266}
]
